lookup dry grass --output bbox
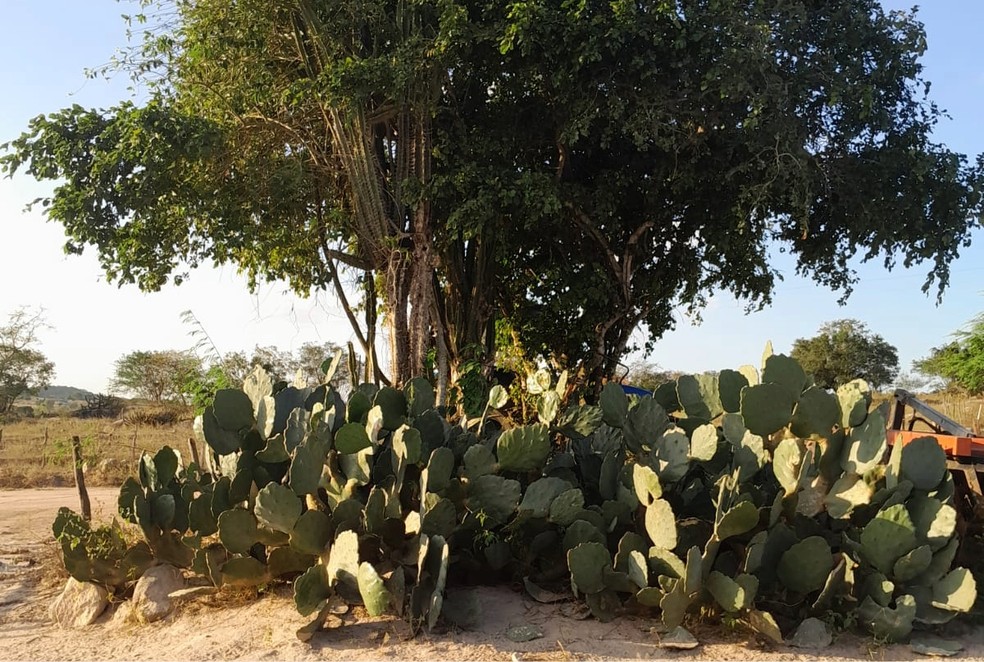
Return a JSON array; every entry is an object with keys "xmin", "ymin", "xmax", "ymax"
[{"xmin": 0, "ymin": 416, "xmax": 197, "ymax": 488}]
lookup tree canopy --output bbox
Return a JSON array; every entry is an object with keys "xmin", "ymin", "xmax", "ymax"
[
  {"xmin": 914, "ymin": 312, "xmax": 984, "ymax": 394},
  {"xmin": 791, "ymin": 319, "xmax": 899, "ymax": 389},
  {"xmin": 110, "ymin": 350, "xmax": 202, "ymax": 403},
  {"xmin": 0, "ymin": 307, "xmax": 55, "ymax": 414},
  {"xmin": 3, "ymin": 0, "xmax": 981, "ymax": 393}
]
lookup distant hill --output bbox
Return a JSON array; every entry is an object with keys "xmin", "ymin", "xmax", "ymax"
[{"xmin": 36, "ymin": 385, "xmax": 96, "ymax": 402}]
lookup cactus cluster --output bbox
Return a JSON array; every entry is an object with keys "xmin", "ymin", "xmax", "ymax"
[{"xmin": 54, "ymin": 349, "xmax": 977, "ymax": 645}]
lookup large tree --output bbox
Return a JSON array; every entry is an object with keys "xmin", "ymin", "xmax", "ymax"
[
  {"xmin": 3, "ymin": 1, "xmax": 981, "ymax": 394},
  {"xmin": 791, "ymin": 319, "xmax": 899, "ymax": 389},
  {"xmin": 915, "ymin": 312, "xmax": 984, "ymax": 395},
  {"xmin": 0, "ymin": 307, "xmax": 55, "ymax": 414}
]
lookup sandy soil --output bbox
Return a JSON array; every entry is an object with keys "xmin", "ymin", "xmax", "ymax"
[{"xmin": 1, "ymin": 488, "xmax": 983, "ymax": 661}]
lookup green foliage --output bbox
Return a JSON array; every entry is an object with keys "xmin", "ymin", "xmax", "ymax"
[
  {"xmin": 110, "ymin": 349, "xmax": 202, "ymax": 404},
  {"xmin": 915, "ymin": 311, "xmax": 984, "ymax": 394},
  {"xmin": 792, "ymin": 320, "xmax": 899, "ymax": 390},
  {"xmin": 0, "ymin": 307, "xmax": 55, "ymax": 414},
  {"xmin": 4, "ymin": 2, "xmax": 983, "ymax": 389}
]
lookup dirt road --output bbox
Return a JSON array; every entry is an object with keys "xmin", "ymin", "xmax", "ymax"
[{"xmin": 1, "ymin": 488, "xmax": 983, "ymax": 660}]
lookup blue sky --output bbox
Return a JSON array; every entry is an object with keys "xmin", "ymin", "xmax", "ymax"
[{"xmin": 1, "ymin": 1, "xmax": 982, "ymax": 392}]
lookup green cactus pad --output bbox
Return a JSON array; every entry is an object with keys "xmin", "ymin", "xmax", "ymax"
[
  {"xmin": 908, "ymin": 495, "xmax": 957, "ymax": 551},
  {"xmin": 289, "ymin": 444, "xmax": 323, "ymax": 496},
  {"xmin": 778, "ymin": 536, "xmax": 832, "ymax": 594},
  {"xmin": 718, "ymin": 369, "xmax": 749, "ymax": 413},
  {"xmin": 824, "ymin": 472, "xmax": 874, "ymax": 519},
  {"xmin": 859, "ymin": 594, "xmax": 916, "ymax": 642},
  {"xmin": 487, "ymin": 384, "xmax": 509, "ymax": 410},
  {"xmin": 648, "ymin": 546, "xmax": 685, "ymax": 579},
  {"xmin": 837, "ymin": 379, "xmax": 871, "ymax": 428},
  {"xmin": 331, "ymin": 498, "xmax": 365, "ymax": 534},
  {"xmin": 860, "ymin": 503, "xmax": 918, "ymax": 575},
  {"xmin": 358, "ymin": 562, "xmax": 394, "ymax": 617},
  {"xmin": 284, "ymin": 407, "xmax": 309, "ymax": 453},
  {"xmin": 404, "ymin": 377, "xmax": 436, "ymax": 417},
  {"xmin": 689, "ymin": 424, "xmax": 718, "ymax": 462},
  {"xmin": 585, "ymin": 588, "xmax": 620, "ymax": 622},
  {"xmin": 421, "ymin": 496, "xmax": 456, "ymax": 538},
  {"xmin": 632, "ymin": 464, "xmax": 663, "ymax": 506},
  {"xmin": 840, "ymin": 403, "xmax": 888, "ymax": 475},
  {"xmin": 327, "ymin": 530, "xmax": 360, "ymax": 597},
  {"xmin": 335, "ymin": 422, "xmax": 372, "ymax": 454},
  {"xmin": 256, "ymin": 434, "xmax": 289, "ymax": 463},
  {"xmin": 268, "ymin": 547, "xmax": 316, "ymax": 578},
  {"xmin": 715, "ymin": 500, "xmax": 759, "ymax": 541},
  {"xmin": 290, "ymin": 509, "xmax": 332, "ymax": 556},
  {"xmin": 900, "ymin": 437, "xmax": 947, "ymax": 491},
  {"xmin": 294, "ymin": 563, "xmax": 332, "ymax": 616},
  {"xmin": 680, "ymin": 373, "xmax": 724, "ymax": 420},
  {"xmin": 773, "ymin": 438, "xmax": 805, "ymax": 496},
  {"xmin": 518, "ymin": 477, "xmax": 569, "ymax": 518},
  {"xmin": 423, "ymin": 447, "xmax": 454, "ymax": 494},
  {"xmin": 537, "ymin": 390, "xmax": 561, "ymax": 424},
  {"xmin": 932, "ymin": 568, "xmax": 977, "ymax": 612},
  {"xmin": 652, "ymin": 429, "xmax": 690, "ymax": 483},
  {"xmin": 563, "ymin": 519, "xmax": 606, "ymax": 552},
  {"xmin": 254, "ymin": 482, "xmax": 303, "ymax": 533},
  {"xmin": 468, "ymin": 474, "xmax": 521, "ymax": 527},
  {"xmin": 706, "ymin": 570, "xmax": 755, "ymax": 612},
  {"xmin": 496, "ymin": 424, "xmax": 550, "ymax": 473},
  {"xmin": 624, "ymin": 398, "xmax": 671, "ymax": 452},
  {"xmin": 221, "ymin": 556, "xmax": 270, "ymax": 587},
  {"xmin": 346, "ymin": 390, "xmax": 371, "ymax": 424},
  {"xmin": 462, "ymin": 444, "xmax": 495, "ymax": 480},
  {"xmin": 652, "ymin": 381, "xmax": 680, "ymax": 414},
  {"xmin": 722, "ymin": 414, "xmax": 746, "ymax": 445},
  {"xmin": 745, "ymin": 609, "xmax": 783, "ymax": 644},
  {"xmin": 740, "ymin": 383, "xmax": 794, "ymax": 437},
  {"xmin": 202, "ymin": 406, "xmax": 241, "ymax": 455},
  {"xmin": 188, "ymin": 494, "xmax": 218, "ymax": 537},
  {"xmin": 568, "ymin": 542, "xmax": 612, "ymax": 595},
  {"xmin": 373, "ymin": 387, "xmax": 407, "ymax": 431},
  {"xmin": 762, "ymin": 354, "xmax": 807, "ymax": 402},
  {"xmin": 213, "ymin": 389, "xmax": 255, "ymax": 431},
  {"xmin": 790, "ymin": 386, "xmax": 840, "ymax": 439},
  {"xmin": 548, "ymin": 488, "xmax": 585, "ymax": 527},
  {"xmin": 913, "ymin": 537, "xmax": 958, "ymax": 587},
  {"xmin": 217, "ymin": 508, "xmax": 258, "ymax": 555},
  {"xmin": 893, "ymin": 544, "xmax": 933, "ymax": 582},
  {"xmin": 645, "ymin": 499, "xmax": 677, "ymax": 550},
  {"xmin": 614, "ymin": 532, "xmax": 648, "ymax": 572},
  {"xmin": 556, "ymin": 404, "xmax": 604, "ymax": 438},
  {"xmin": 659, "ymin": 579, "xmax": 692, "ymax": 629}
]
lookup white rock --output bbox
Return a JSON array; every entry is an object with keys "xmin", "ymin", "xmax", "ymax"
[
  {"xmin": 49, "ymin": 578, "xmax": 109, "ymax": 628},
  {"xmin": 110, "ymin": 600, "xmax": 136, "ymax": 628},
  {"xmin": 132, "ymin": 565, "xmax": 184, "ymax": 623}
]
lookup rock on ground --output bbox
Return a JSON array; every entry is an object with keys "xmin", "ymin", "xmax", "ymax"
[
  {"xmin": 132, "ymin": 564, "xmax": 184, "ymax": 623},
  {"xmin": 48, "ymin": 578, "xmax": 109, "ymax": 628}
]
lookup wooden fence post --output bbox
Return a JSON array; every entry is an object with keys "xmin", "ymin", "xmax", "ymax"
[
  {"xmin": 131, "ymin": 426, "xmax": 138, "ymax": 461},
  {"xmin": 188, "ymin": 437, "xmax": 201, "ymax": 468},
  {"xmin": 41, "ymin": 424, "xmax": 49, "ymax": 467},
  {"xmin": 0, "ymin": 428, "xmax": 4, "ymax": 451},
  {"xmin": 71, "ymin": 435, "xmax": 92, "ymax": 522}
]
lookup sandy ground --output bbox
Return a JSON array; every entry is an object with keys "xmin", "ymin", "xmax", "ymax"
[{"xmin": 2, "ymin": 488, "xmax": 983, "ymax": 661}]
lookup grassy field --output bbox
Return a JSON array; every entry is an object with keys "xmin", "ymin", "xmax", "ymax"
[{"xmin": 0, "ymin": 415, "xmax": 195, "ymax": 489}]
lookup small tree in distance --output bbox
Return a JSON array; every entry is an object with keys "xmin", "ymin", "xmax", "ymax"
[
  {"xmin": 791, "ymin": 319, "xmax": 899, "ymax": 390},
  {"xmin": 0, "ymin": 306, "xmax": 55, "ymax": 414},
  {"xmin": 914, "ymin": 311, "xmax": 984, "ymax": 395},
  {"xmin": 110, "ymin": 350, "xmax": 202, "ymax": 403}
]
